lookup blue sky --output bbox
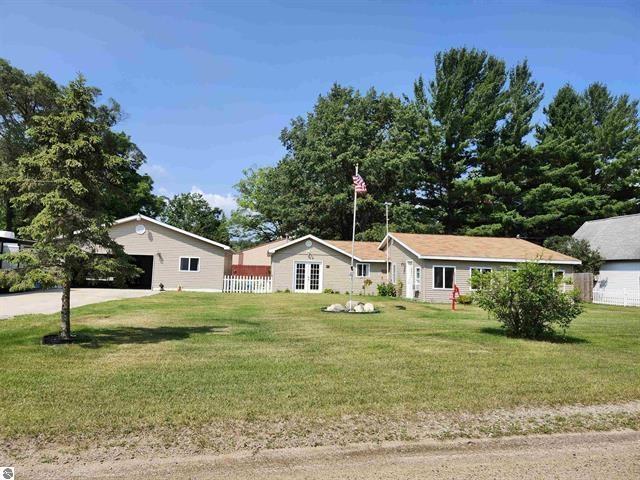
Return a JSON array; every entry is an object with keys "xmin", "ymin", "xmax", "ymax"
[{"xmin": 1, "ymin": 0, "xmax": 638, "ymax": 213}]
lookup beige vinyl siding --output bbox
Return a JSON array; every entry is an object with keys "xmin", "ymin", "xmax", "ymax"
[
  {"xmin": 383, "ymin": 238, "xmax": 574, "ymax": 303},
  {"xmin": 385, "ymin": 239, "xmax": 421, "ymax": 298},
  {"xmin": 109, "ymin": 219, "xmax": 229, "ymax": 291},
  {"xmin": 421, "ymin": 260, "xmax": 575, "ymax": 302},
  {"xmin": 233, "ymin": 239, "xmax": 289, "ymax": 266},
  {"xmin": 271, "ymin": 240, "xmax": 384, "ymax": 294}
]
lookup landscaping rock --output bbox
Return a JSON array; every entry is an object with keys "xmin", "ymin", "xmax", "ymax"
[
  {"xmin": 354, "ymin": 304, "xmax": 365, "ymax": 313},
  {"xmin": 345, "ymin": 300, "xmax": 362, "ymax": 311},
  {"xmin": 363, "ymin": 303, "xmax": 375, "ymax": 312},
  {"xmin": 326, "ymin": 303, "xmax": 345, "ymax": 312}
]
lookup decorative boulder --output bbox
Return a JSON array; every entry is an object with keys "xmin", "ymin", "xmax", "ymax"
[
  {"xmin": 354, "ymin": 304, "xmax": 365, "ymax": 313},
  {"xmin": 327, "ymin": 303, "xmax": 345, "ymax": 312},
  {"xmin": 363, "ymin": 303, "xmax": 375, "ymax": 312},
  {"xmin": 345, "ymin": 300, "xmax": 362, "ymax": 311}
]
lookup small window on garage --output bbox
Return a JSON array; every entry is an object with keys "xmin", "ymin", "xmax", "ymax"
[{"xmin": 179, "ymin": 257, "xmax": 200, "ymax": 272}]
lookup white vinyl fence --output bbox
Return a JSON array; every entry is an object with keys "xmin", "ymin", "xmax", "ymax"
[
  {"xmin": 593, "ymin": 289, "xmax": 640, "ymax": 307},
  {"xmin": 223, "ymin": 275, "xmax": 272, "ymax": 294}
]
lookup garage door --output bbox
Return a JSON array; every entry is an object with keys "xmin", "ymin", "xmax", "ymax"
[
  {"xmin": 73, "ymin": 254, "xmax": 153, "ymax": 289},
  {"xmin": 127, "ymin": 255, "xmax": 153, "ymax": 289}
]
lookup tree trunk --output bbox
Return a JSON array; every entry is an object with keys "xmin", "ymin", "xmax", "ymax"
[{"xmin": 60, "ymin": 280, "xmax": 71, "ymax": 341}]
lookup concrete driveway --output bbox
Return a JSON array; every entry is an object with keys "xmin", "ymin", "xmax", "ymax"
[{"xmin": 0, "ymin": 288, "xmax": 158, "ymax": 319}]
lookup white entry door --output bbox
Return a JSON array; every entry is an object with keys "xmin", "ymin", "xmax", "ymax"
[
  {"xmin": 405, "ymin": 260, "xmax": 414, "ymax": 299},
  {"xmin": 293, "ymin": 262, "xmax": 322, "ymax": 293}
]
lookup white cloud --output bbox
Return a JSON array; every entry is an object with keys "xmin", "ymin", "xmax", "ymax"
[
  {"xmin": 143, "ymin": 163, "xmax": 168, "ymax": 177},
  {"xmin": 191, "ymin": 186, "xmax": 237, "ymax": 215}
]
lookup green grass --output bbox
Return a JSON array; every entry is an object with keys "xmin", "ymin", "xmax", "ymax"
[{"xmin": 1, "ymin": 292, "xmax": 639, "ymax": 440}]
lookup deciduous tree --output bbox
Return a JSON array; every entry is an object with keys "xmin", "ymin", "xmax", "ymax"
[{"xmin": 160, "ymin": 192, "xmax": 229, "ymax": 245}]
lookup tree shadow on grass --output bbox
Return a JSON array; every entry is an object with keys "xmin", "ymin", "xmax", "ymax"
[
  {"xmin": 480, "ymin": 327, "xmax": 589, "ymax": 344},
  {"xmin": 67, "ymin": 325, "xmax": 229, "ymax": 348}
]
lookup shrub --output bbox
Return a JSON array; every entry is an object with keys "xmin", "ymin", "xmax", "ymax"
[
  {"xmin": 323, "ymin": 288, "xmax": 339, "ymax": 294},
  {"xmin": 457, "ymin": 294, "xmax": 473, "ymax": 305},
  {"xmin": 473, "ymin": 262, "xmax": 583, "ymax": 339},
  {"xmin": 377, "ymin": 282, "xmax": 397, "ymax": 297}
]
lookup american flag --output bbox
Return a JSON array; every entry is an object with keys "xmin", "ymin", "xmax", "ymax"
[{"xmin": 352, "ymin": 173, "xmax": 367, "ymax": 194}]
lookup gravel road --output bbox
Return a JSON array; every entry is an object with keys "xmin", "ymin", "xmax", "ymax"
[{"xmin": 20, "ymin": 430, "xmax": 640, "ymax": 480}]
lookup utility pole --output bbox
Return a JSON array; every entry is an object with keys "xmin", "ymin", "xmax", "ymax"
[{"xmin": 384, "ymin": 202, "xmax": 391, "ymax": 282}]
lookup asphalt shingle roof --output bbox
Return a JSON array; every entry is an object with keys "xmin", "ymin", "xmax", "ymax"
[
  {"xmin": 573, "ymin": 214, "xmax": 640, "ymax": 260},
  {"xmin": 324, "ymin": 240, "xmax": 387, "ymax": 261},
  {"xmin": 390, "ymin": 232, "xmax": 580, "ymax": 263}
]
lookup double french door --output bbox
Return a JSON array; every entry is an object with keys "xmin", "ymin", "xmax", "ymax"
[{"xmin": 294, "ymin": 262, "xmax": 322, "ymax": 293}]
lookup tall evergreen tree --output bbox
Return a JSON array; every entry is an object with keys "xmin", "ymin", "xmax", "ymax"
[
  {"xmin": 0, "ymin": 58, "xmax": 163, "ymax": 231},
  {"xmin": 525, "ymin": 83, "xmax": 639, "ymax": 238},
  {"xmin": 413, "ymin": 47, "xmax": 507, "ymax": 233},
  {"xmin": 464, "ymin": 60, "xmax": 543, "ymax": 236},
  {"xmin": 0, "ymin": 76, "xmax": 138, "ymax": 341}
]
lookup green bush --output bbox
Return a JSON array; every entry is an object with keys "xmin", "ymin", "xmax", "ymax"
[
  {"xmin": 377, "ymin": 282, "xmax": 397, "ymax": 297},
  {"xmin": 323, "ymin": 288, "xmax": 339, "ymax": 294},
  {"xmin": 457, "ymin": 294, "xmax": 473, "ymax": 305},
  {"xmin": 473, "ymin": 262, "xmax": 583, "ymax": 339}
]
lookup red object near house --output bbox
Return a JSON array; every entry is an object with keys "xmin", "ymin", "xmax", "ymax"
[
  {"xmin": 450, "ymin": 284, "xmax": 461, "ymax": 310},
  {"xmin": 232, "ymin": 265, "xmax": 271, "ymax": 276}
]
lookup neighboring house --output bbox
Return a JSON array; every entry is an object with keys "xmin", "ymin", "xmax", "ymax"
[
  {"xmin": 573, "ymin": 214, "xmax": 640, "ymax": 294},
  {"xmin": 381, "ymin": 233, "xmax": 581, "ymax": 302},
  {"xmin": 0, "ymin": 232, "xmax": 34, "ymax": 289},
  {"xmin": 268, "ymin": 234, "xmax": 386, "ymax": 294},
  {"xmin": 101, "ymin": 214, "xmax": 232, "ymax": 291},
  {"xmin": 232, "ymin": 238, "xmax": 289, "ymax": 276}
]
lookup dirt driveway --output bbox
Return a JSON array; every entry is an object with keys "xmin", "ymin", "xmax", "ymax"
[{"xmin": 0, "ymin": 288, "xmax": 157, "ymax": 318}]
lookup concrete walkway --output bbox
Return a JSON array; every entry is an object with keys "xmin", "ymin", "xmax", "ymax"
[{"xmin": 0, "ymin": 288, "xmax": 158, "ymax": 318}]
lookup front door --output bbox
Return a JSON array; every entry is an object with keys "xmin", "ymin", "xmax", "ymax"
[
  {"xmin": 294, "ymin": 262, "xmax": 322, "ymax": 293},
  {"xmin": 405, "ymin": 260, "xmax": 414, "ymax": 299}
]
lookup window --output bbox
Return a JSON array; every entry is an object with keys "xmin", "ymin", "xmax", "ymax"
[
  {"xmin": 391, "ymin": 263, "xmax": 397, "ymax": 283},
  {"xmin": 553, "ymin": 270, "xmax": 565, "ymax": 281},
  {"xmin": 469, "ymin": 267, "xmax": 492, "ymax": 290},
  {"xmin": 433, "ymin": 266, "xmax": 455, "ymax": 289},
  {"xmin": 356, "ymin": 263, "xmax": 370, "ymax": 278},
  {"xmin": 179, "ymin": 257, "xmax": 200, "ymax": 272},
  {"xmin": 414, "ymin": 266, "xmax": 421, "ymax": 289}
]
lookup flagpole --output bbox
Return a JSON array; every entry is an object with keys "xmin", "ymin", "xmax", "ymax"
[
  {"xmin": 384, "ymin": 202, "xmax": 391, "ymax": 282},
  {"xmin": 349, "ymin": 164, "xmax": 358, "ymax": 312}
]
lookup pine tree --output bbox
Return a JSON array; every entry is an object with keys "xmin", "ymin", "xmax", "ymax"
[
  {"xmin": 413, "ymin": 47, "xmax": 507, "ymax": 233},
  {"xmin": 0, "ymin": 76, "xmax": 138, "ymax": 341},
  {"xmin": 525, "ymin": 83, "xmax": 639, "ymax": 238},
  {"xmin": 464, "ymin": 60, "xmax": 543, "ymax": 236}
]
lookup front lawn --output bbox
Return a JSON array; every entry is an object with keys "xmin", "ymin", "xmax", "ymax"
[{"xmin": 1, "ymin": 293, "xmax": 639, "ymax": 442}]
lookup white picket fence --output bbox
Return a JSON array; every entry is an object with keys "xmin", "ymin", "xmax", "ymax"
[
  {"xmin": 593, "ymin": 289, "xmax": 640, "ymax": 307},
  {"xmin": 223, "ymin": 275, "xmax": 272, "ymax": 294}
]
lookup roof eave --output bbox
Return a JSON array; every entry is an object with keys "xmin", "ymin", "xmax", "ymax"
[{"xmin": 419, "ymin": 255, "xmax": 581, "ymax": 265}]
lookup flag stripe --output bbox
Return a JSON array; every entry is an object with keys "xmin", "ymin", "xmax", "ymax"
[{"xmin": 353, "ymin": 174, "xmax": 367, "ymax": 193}]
